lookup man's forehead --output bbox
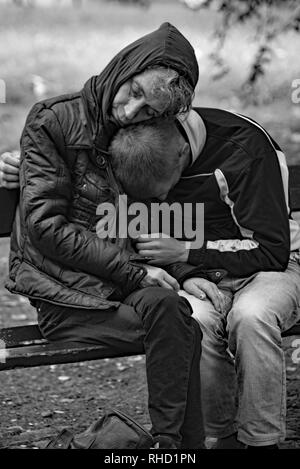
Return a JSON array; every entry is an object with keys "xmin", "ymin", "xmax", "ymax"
[{"xmin": 134, "ymin": 71, "xmax": 170, "ymax": 112}]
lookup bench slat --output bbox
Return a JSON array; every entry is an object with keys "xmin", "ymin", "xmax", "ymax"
[
  {"xmin": 0, "ymin": 341, "xmax": 144, "ymax": 371},
  {"xmin": 0, "ymin": 324, "xmax": 44, "ymax": 347},
  {"xmin": 0, "ymin": 322, "xmax": 299, "ymax": 372}
]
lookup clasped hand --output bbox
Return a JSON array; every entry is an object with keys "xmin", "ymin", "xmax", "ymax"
[{"xmin": 135, "ymin": 233, "xmax": 189, "ymax": 265}]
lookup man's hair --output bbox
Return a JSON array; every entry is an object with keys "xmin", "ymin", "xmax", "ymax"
[
  {"xmin": 149, "ymin": 67, "xmax": 194, "ymax": 116},
  {"xmin": 110, "ymin": 118, "xmax": 180, "ymax": 199}
]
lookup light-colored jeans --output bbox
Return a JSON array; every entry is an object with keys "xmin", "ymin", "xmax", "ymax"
[{"xmin": 179, "ymin": 253, "xmax": 300, "ymax": 446}]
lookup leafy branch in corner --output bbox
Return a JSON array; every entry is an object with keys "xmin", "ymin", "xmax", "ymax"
[{"xmin": 181, "ymin": 0, "xmax": 300, "ymax": 95}]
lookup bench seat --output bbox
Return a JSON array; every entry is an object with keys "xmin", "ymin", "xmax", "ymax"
[{"xmin": 0, "ymin": 321, "xmax": 299, "ymax": 371}]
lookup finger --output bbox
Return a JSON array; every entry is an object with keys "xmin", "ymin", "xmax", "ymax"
[
  {"xmin": 136, "ymin": 234, "xmax": 161, "ymax": 242},
  {"xmin": 136, "ymin": 242, "xmax": 158, "ymax": 251},
  {"xmin": 185, "ymin": 283, "xmax": 201, "ymax": 298},
  {"xmin": 161, "ymin": 273, "xmax": 180, "ymax": 291},
  {"xmin": 1, "ymin": 165, "xmax": 20, "ymax": 175},
  {"xmin": 136, "ymin": 235, "xmax": 153, "ymax": 242},
  {"xmin": 147, "ymin": 258, "xmax": 162, "ymax": 266},
  {"xmin": 211, "ymin": 291, "xmax": 221, "ymax": 312},
  {"xmin": 1, "ymin": 153, "xmax": 21, "ymax": 167},
  {"xmin": 0, "ymin": 181, "xmax": 20, "ymax": 189},
  {"xmin": 199, "ymin": 284, "xmax": 221, "ymax": 311},
  {"xmin": 190, "ymin": 287, "xmax": 206, "ymax": 300},
  {"xmin": 137, "ymin": 242, "xmax": 161, "ymax": 251},
  {"xmin": 2, "ymin": 173, "xmax": 19, "ymax": 182},
  {"xmin": 196, "ymin": 289, "xmax": 206, "ymax": 300},
  {"xmin": 138, "ymin": 249, "xmax": 160, "ymax": 258},
  {"xmin": 157, "ymin": 279, "xmax": 175, "ymax": 290}
]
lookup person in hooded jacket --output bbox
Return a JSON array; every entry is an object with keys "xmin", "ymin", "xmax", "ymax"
[{"xmin": 0, "ymin": 23, "xmax": 220, "ymax": 449}]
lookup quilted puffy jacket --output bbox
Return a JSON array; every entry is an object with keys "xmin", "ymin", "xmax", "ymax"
[{"xmin": 6, "ymin": 92, "xmax": 149, "ymax": 309}]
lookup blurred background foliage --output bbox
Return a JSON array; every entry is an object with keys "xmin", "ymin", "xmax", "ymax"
[
  {"xmin": 181, "ymin": 0, "xmax": 300, "ymax": 89},
  {"xmin": 0, "ymin": 0, "xmax": 300, "ymax": 163}
]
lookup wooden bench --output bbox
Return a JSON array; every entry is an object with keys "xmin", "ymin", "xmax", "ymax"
[{"xmin": 1, "ymin": 165, "xmax": 300, "ymax": 371}]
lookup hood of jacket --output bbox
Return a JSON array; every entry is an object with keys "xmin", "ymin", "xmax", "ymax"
[
  {"xmin": 81, "ymin": 22, "xmax": 199, "ymax": 152},
  {"xmin": 177, "ymin": 110, "xmax": 207, "ymax": 165}
]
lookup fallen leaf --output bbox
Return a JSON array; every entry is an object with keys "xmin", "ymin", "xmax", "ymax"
[
  {"xmin": 116, "ymin": 362, "xmax": 129, "ymax": 371},
  {"xmin": 6, "ymin": 426, "xmax": 24, "ymax": 435},
  {"xmin": 41, "ymin": 411, "xmax": 53, "ymax": 418}
]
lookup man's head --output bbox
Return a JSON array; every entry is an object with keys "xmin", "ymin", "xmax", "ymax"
[
  {"xmin": 109, "ymin": 117, "xmax": 191, "ymax": 201},
  {"xmin": 111, "ymin": 67, "xmax": 194, "ymax": 126},
  {"xmin": 83, "ymin": 22, "xmax": 198, "ymax": 151}
]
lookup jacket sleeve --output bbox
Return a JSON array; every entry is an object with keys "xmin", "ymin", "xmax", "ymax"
[
  {"xmin": 187, "ymin": 152, "xmax": 290, "ymax": 276},
  {"xmin": 164, "ymin": 262, "xmax": 227, "ymax": 286},
  {"xmin": 21, "ymin": 103, "xmax": 146, "ymax": 295}
]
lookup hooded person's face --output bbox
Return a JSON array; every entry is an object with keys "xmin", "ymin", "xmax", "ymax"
[
  {"xmin": 82, "ymin": 22, "xmax": 199, "ymax": 151},
  {"xmin": 111, "ymin": 68, "xmax": 175, "ymax": 126}
]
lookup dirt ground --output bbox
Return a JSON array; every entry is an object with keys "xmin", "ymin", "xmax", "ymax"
[{"xmin": 0, "ymin": 240, "xmax": 299, "ymax": 450}]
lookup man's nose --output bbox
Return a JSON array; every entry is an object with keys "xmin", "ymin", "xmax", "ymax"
[{"xmin": 124, "ymin": 98, "xmax": 143, "ymax": 121}]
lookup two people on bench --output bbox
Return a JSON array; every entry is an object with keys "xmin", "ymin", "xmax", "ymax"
[{"xmin": 1, "ymin": 22, "xmax": 300, "ymax": 449}]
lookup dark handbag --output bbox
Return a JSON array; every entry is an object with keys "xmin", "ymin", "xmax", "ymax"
[{"xmin": 46, "ymin": 409, "xmax": 154, "ymax": 449}]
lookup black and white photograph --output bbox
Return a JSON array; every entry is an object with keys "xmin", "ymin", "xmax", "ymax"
[{"xmin": 0, "ymin": 0, "xmax": 299, "ymax": 453}]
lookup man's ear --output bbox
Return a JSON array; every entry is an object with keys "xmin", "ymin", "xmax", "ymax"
[{"xmin": 179, "ymin": 141, "xmax": 191, "ymax": 166}]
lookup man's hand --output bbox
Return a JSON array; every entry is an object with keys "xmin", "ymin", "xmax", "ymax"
[
  {"xmin": 140, "ymin": 265, "xmax": 180, "ymax": 291},
  {"xmin": 183, "ymin": 277, "xmax": 231, "ymax": 313},
  {"xmin": 136, "ymin": 233, "xmax": 189, "ymax": 265},
  {"xmin": 0, "ymin": 151, "xmax": 20, "ymax": 189}
]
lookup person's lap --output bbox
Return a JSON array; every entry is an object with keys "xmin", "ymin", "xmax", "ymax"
[
  {"xmin": 36, "ymin": 257, "xmax": 300, "ymax": 347},
  {"xmin": 180, "ymin": 256, "xmax": 300, "ymax": 342},
  {"xmin": 37, "ymin": 286, "xmax": 196, "ymax": 353},
  {"xmin": 228, "ymin": 257, "xmax": 300, "ymax": 334},
  {"xmin": 37, "ymin": 291, "xmax": 145, "ymax": 354},
  {"xmin": 178, "ymin": 256, "xmax": 300, "ymax": 442}
]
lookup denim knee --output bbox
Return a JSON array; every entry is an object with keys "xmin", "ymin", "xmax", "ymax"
[
  {"xmin": 228, "ymin": 299, "xmax": 278, "ymax": 332},
  {"xmin": 227, "ymin": 299, "xmax": 281, "ymax": 354}
]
